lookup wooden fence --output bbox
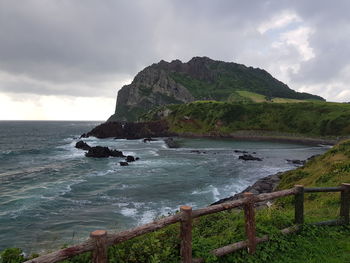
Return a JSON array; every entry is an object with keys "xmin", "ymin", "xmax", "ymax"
[{"xmin": 24, "ymin": 183, "xmax": 350, "ymax": 263}]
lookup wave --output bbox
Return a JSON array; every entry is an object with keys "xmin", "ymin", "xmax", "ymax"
[{"xmin": 0, "ymin": 163, "xmax": 69, "ymax": 180}]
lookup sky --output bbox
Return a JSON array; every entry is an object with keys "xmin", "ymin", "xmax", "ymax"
[{"xmin": 0, "ymin": 0, "xmax": 350, "ymax": 120}]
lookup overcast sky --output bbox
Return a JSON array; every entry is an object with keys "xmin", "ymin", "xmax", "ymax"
[{"xmin": 1, "ymin": 0, "xmax": 350, "ymax": 120}]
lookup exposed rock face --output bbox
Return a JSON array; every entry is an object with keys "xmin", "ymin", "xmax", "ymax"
[
  {"xmin": 85, "ymin": 146, "xmax": 125, "ymax": 158},
  {"xmin": 238, "ymin": 154, "xmax": 263, "ymax": 161},
  {"xmin": 286, "ymin": 159, "xmax": 306, "ymax": 165},
  {"xmin": 84, "ymin": 120, "xmax": 174, "ymax": 139},
  {"xmin": 108, "ymin": 56, "xmax": 324, "ymax": 122},
  {"xmin": 212, "ymin": 173, "xmax": 282, "ymax": 206},
  {"xmin": 110, "ymin": 63, "xmax": 195, "ymax": 122},
  {"xmin": 125, "ymin": 155, "xmax": 136, "ymax": 162},
  {"xmin": 75, "ymin": 140, "xmax": 91, "ymax": 150},
  {"xmin": 164, "ymin": 137, "xmax": 179, "ymax": 148}
]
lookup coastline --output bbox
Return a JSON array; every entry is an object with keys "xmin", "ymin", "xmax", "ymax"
[
  {"xmin": 176, "ymin": 130, "xmax": 340, "ymax": 146},
  {"xmin": 211, "ymin": 172, "xmax": 283, "ymax": 206}
]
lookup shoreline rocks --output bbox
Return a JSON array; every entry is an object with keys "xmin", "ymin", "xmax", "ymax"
[
  {"xmin": 164, "ymin": 137, "xmax": 179, "ymax": 148},
  {"xmin": 211, "ymin": 172, "xmax": 282, "ymax": 206},
  {"xmin": 82, "ymin": 120, "xmax": 175, "ymax": 139},
  {"xmin": 238, "ymin": 154, "xmax": 262, "ymax": 161},
  {"xmin": 75, "ymin": 140, "xmax": 91, "ymax": 150},
  {"xmin": 85, "ymin": 146, "xmax": 126, "ymax": 158},
  {"xmin": 286, "ymin": 159, "xmax": 306, "ymax": 166}
]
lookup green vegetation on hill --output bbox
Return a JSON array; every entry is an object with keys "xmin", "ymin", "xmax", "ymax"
[
  {"xmin": 2, "ymin": 140, "xmax": 350, "ymax": 263},
  {"xmin": 111, "ymin": 57, "xmax": 324, "ymax": 121},
  {"xmin": 234, "ymin": 90, "xmax": 307, "ymax": 103},
  {"xmin": 168, "ymin": 57, "xmax": 324, "ymax": 102},
  {"xmin": 143, "ymin": 101, "xmax": 350, "ymax": 137}
]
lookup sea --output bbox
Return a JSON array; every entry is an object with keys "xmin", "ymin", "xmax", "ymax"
[{"xmin": 0, "ymin": 121, "xmax": 330, "ymax": 253}]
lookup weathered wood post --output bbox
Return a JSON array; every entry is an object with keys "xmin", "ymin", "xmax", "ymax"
[
  {"xmin": 294, "ymin": 185, "xmax": 304, "ymax": 225},
  {"xmin": 180, "ymin": 205, "xmax": 193, "ymax": 263},
  {"xmin": 90, "ymin": 230, "xmax": 108, "ymax": 263},
  {"xmin": 243, "ymin": 192, "xmax": 256, "ymax": 254},
  {"xmin": 340, "ymin": 183, "xmax": 350, "ymax": 224}
]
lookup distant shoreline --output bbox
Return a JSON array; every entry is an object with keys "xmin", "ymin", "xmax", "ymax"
[{"xmin": 176, "ymin": 131, "xmax": 340, "ymax": 146}]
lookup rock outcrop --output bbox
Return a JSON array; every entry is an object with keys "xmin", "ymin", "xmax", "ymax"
[
  {"xmin": 238, "ymin": 154, "xmax": 262, "ymax": 161},
  {"xmin": 83, "ymin": 120, "xmax": 174, "ymax": 139},
  {"xmin": 85, "ymin": 146, "xmax": 125, "ymax": 158},
  {"xmin": 212, "ymin": 173, "xmax": 282, "ymax": 206},
  {"xmin": 75, "ymin": 140, "xmax": 91, "ymax": 150},
  {"xmin": 286, "ymin": 159, "xmax": 306, "ymax": 166},
  {"xmin": 108, "ymin": 56, "xmax": 324, "ymax": 122},
  {"xmin": 164, "ymin": 138, "xmax": 179, "ymax": 148}
]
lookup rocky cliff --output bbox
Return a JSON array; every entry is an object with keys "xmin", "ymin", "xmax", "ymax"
[{"xmin": 109, "ymin": 57, "xmax": 324, "ymax": 122}]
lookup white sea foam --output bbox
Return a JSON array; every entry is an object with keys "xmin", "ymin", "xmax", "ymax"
[
  {"xmin": 147, "ymin": 150, "xmax": 159, "ymax": 156},
  {"xmin": 67, "ymin": 199, "xmax": 93, "ymax": 205},
  {"xmin": 87, "ymin": 169, "xmax": 116, "ymax": 177},
  {"xmin": 210, "ymin": 185, "xmax": 221, "ymax": 201},
  {"xmin": 120, "ymin": 208, "xmax": 138, "ymax": 217}
]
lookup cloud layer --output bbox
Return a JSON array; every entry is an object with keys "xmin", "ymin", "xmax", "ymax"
[{"xmin": 1, "ymin": 0, "xmax": 349, "ymax": 119}]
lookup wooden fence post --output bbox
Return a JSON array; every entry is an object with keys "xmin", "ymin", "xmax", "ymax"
[
  {"xmin": 243, "ymin": 192, "xmax": 256, "ymax": 254},
  {"xmin": 340, "ymin": 183, "xmax": 350, "ymax": 224},
  {"xmin": 90, "ymin": 230, "xmax": 108, "ymax": 263},
  {"xmin": 180, "ymin": 205, "xmax": 193, "ymax": 263},
  {"xmin": 294, "ymin": 185, "xmax": 304, "ymax": 225}
]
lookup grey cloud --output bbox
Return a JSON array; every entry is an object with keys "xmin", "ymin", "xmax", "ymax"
[{"xmin": 0, "ymin": 0, "xmax": 349, "ymax": 101}]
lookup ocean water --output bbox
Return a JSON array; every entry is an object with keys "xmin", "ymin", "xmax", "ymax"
[{"xmin": 0, "ymin": 121, "xmax": 330, "ymax": 253}]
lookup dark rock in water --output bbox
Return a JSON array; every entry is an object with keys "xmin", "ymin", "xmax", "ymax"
[
  {"xmin": 286, "ymin": 159, "xmax": 306, "ymax": 165},
  {"xmin": 136, "ymin": 157, "xmax": 140, "ymax": 160},
  {"xmin": 238, "ymin": 154, "xmax": 262, "ymax": 161},
  {"xmin": 109, "ymin": 150, "xmax": 126, "ymax": 158},
  {"xmin": 82, "ymin": 120, "xmax": 174, "ymax": 139},
  {"xmin": 85, "ymin": 146, "xmax": 111, "ymax": 158},
  {"xmin": 143, "ymin": 137, "xmax": 157, "ymax": 143},
  {"xmin": 234, "ymin": 150, "xmax": 248, "ymax": 154},
  {"xmin": 125, "ymin": 155, "xmax": 136, "ymax": 162},
  {"xmin": 211, "ymin": 173, "xmax": 282, "ymax": 206},
  {"xmin": 85, "ymin": 146, "xmax": 125, "ymax": 158},
  {"xmin": 80, "ymin": 133, "xmax": 88, "ymax": 138},
  {"xmin": 164, "ymin": 137, "xmax": 179, "ymax": 148},
  {"xmin": 119, "ymin": 162, "xmax": 129, "ymax": 166},
  {"xmin": 75, "ymin": 140, "xmax": 91, "ymax": 150}
]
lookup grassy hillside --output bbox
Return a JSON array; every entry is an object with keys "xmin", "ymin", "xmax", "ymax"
[
  {"xmin": 2, "ymin": 140, "xmax": 350, "ymax": 263},
  {"xmin": 169, "ymin": 58, "xmax": 324, "ymax": 102},
  {"xmin": 111, "ymin": 57, "xmax": 324, "ymax": 122},
  {"xmin": 232, "ymin": 90, "xmax": 308, "ymax": 103},
  {"xmin": 143, "ymin": 101, "xmax": 350, "ymax": 138}
]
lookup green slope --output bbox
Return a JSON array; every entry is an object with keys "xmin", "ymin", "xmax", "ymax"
[
  {"xmin": 110, "ymin": 57, "xmax": 324, "ymax": 122},
  {"xmin": 143, "ymin": 101, "xmax": 350, "ymax": 138},
  {"xmin": 169, "ymin": 58, "xmax": 324, "ymax": 101}
]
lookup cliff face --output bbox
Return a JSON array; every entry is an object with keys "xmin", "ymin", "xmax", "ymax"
[{"xmin": 109, "ymin": 57, "xmax": 324, "ymax": 122}]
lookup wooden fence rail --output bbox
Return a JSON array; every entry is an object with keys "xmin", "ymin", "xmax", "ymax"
[{"xmin": 23, "ymin": 183, "xmax": 350, "ymax": 263}]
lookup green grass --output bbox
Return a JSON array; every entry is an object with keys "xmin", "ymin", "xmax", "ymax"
[
  {"xmin": 235, "ymin": 90, "xmax": 305, "ymax": 103},
  {"xmin": 143, "ymin": 100, "xmax": 350, "ymax": 137}
]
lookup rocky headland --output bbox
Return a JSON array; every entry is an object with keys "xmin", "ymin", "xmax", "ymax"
[
  {"xmin": 81, "ymin": 120, "xmax": 174, "ymax": 139},
  {"xmin": 108, "ymin": 56, "xmax": 323, "ymax": 122}
]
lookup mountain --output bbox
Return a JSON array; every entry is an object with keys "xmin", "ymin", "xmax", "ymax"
[{"xmin": 108, "ymin": 57, "xmax": 324, "ymax": 122}]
